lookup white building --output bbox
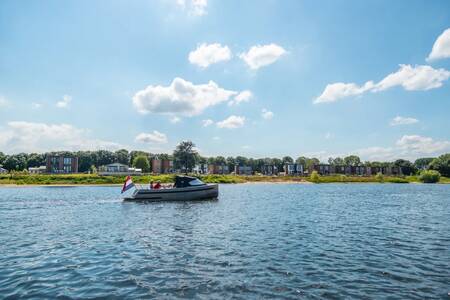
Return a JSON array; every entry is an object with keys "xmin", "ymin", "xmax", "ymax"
[
  {"xmin": 28, "ymin": 166, "xmax": 47, "ymax": 174},
  {"xmin": 98, "ymin": 163, "xmax": 142, "ymax": 176},
  {"xmin": 0, "ymin": 167, "xmax": 8, "ymax": 174}
]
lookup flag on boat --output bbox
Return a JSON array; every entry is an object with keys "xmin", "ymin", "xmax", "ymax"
[{"xmin": 121, "ymin": 176, "xmax": 135, "ymax": 193}]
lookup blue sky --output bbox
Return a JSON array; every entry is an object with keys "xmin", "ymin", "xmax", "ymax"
[{"xmin": 1, "ymin": 0, "xmax": 450, "ymax": 161}]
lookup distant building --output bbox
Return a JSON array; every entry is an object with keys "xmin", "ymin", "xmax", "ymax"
[
  {"xmin": 46, "ymin": 155, "xmax": 78, "ymax": 174},
  {"xmin": 151, "ymin": 157, "xmax": 174, "ymax": 174},
  {"xmin": 284, "ymin": 164, "xmax": 303, "ymax": 175},
  {"xmin": 193, "ymin": 163, "xmax": 208, "ymax": 174},
  {"xmin": 262, "ymin": 165, "xmax": 278, "ymax": 176},
  {"xmin": 0, "ymin": 167, "xmax": 7, "ymax": 174},
  {"xmin": 208, "ymin": 164, "xmax": 229, "ymax": 174},
  {"xmin": 235, "ymin": 165, "xmax": 252, "ymax": 175},
  {"xmin": 98, "ymin": 163, "xmax": 142, "ymax": 176},
  {"xmin": 28, "ymin": 166, "xmax": 47, "ymax": 174}
]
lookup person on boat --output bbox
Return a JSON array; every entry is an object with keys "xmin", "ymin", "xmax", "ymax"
[
  {"xmin": 153, "ymin": 181, "xmax": 161, "ymax": 189},
  {"xmin": 149, "ymin": 181, "xmax": 153, "ymax": 189}
]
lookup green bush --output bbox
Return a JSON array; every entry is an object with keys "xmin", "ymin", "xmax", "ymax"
[
  {"xmin": 375, "ymin": 172, "xmax": 384, "ymax": 182},
  {"xmin": 419, "ymin": 170, "xmax": 441, "ymax": 183},
  {"xmin": 310, "ymin": 171, "xmax": 320, "ymax": 183}
]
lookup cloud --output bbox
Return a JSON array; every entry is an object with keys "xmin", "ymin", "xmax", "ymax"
[
  {"xmin": 239, "ymin": 44, "xmax": 286, "ymax": 70},
  {"xmin": 0, "ymin": 121, "xmax": 123, "ymax": 154},
  {"xmin": 189, "ymin": 43, "xmax": 232, "ymax": 68},
  {"xmin": 0, "ymin": 96, "xmax": 9, "ymax": 108},
  {"xmin": 216, "ymin": 115, "xmax": 245, "ymax": 129},
  {"xmin": 315, "ymin": 64, "xmax": 450, "ymax": 103},
  {"xmin": 427, "ymin": 28, "xmax": 450, "ymax": 61},
  {"xmin": 56, "ymin": 95, "xmax": 72, "ymax": 108},
  {"xmin": 228, "ymin": 90, "xmax": 253, "ymax": 106},
  {"xmin": 176, "ymin": 0, "xmax": 207, "ymax": 16},
  {"xmin": 355, "ymin": 135, "xmax": 450, "ymax": 161},
  {"xmin": 31, "ymin": 102, "xmax": 42, "ymax": 109},
  {"xmin": 135, "ymin": 131, "xmax": 168, "ymax": 144},
  {"xmin": 314, "ymin": 81, "xmax": 374, "ymax": 103},
  {"xmin": 169, "ymin": 116, "xmax": 181, "ymax": 124},
  {"xmin": 325, "ymin": 132, "xmax": 333, "ymax": 139},
  {"xmin": 389, "ymin": 116, "xmax": 419, "ymax": 126},
  {"xmin": 202, "ymin": 119, "xmax": 214, "ymax": 127},
  {"xmin": 132, "ymin": 77, "xmax": 238, "ymax": 116},
  {"xmin": 212, "ymin": 136, "xmax": 220, "ymax": 141},
  {"xmin": 261, "ymin": 108, "xmax": 274, "ymax": 120}
]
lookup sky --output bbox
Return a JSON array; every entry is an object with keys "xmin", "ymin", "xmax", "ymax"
[{"xmin": 0, "ymin": 0, "xmax": 450, "ymax": 162}]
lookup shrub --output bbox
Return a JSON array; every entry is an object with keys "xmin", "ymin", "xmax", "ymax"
[
  {"xmin": 310, "ymin": 171, "xmax": 320, "ymax": 183},
  {"xmin": 339, "ymin": 175, "xmax": 347, "ymax": 182},
  {"xmin": 375, "ymin": 172, "xmax": 384, "ymax": 182},
  {"xmin": 419, "ymin": 170, "xmax": 441, "ymax": 183}
]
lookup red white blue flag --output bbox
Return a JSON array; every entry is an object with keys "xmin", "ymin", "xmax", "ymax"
[{"xmin": 121, "ymin": 176, "xmax": 135, "ymax": 193}]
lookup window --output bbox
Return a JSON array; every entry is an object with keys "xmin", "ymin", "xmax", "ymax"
[
  {"xmin": 63, "ymin": 157, "xmax": 72, "ymax": 164},
  {"xmin": 189, "ymin": 179, "xmax": 205, "ymax": 186}
]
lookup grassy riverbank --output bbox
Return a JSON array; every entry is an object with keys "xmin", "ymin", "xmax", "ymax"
[{"xmin": 1, "ymin": 173, "xmax": 449, "ymax": 185}]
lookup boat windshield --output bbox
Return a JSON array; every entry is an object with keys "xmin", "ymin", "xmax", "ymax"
[{"xmin": 189, "ymin": 178, "xmax": 205, "ymax": 186}]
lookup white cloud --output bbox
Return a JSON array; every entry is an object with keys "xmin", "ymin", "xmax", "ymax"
[
  {"xmin": 427, "ymin": 28, "xmax": 450, "ymax": 61},
  {"xmin": 132, "ymin": 77, "xmax": 238, "ymax": 117},
  {"xmin": 325, "ymin": 132, "xmax": 333, "ymax": 139},
  {"xmin": 396, "ymin": 135, "xmax": 450, "ymax": 155},
  {"xmin": 0, "ymin": 121, "xmax": 123, "ymax": 154},
  {"xmin": 389, "ymin": 116, "xmax": 419, "ymax": 126},
  {"xmin": 242, "ymin": 145, "xmax": 251, "ymax": 149},
  {"xmin": 216, "ymin": 115, "xmax": 245, "ymax": 129},
  {"xmin": 228, "ymin": 90, "xmax": 253, "ymax": 106},
  {"xmin": 169, "ymin": 116, "xmax": 181, "ymax": 124},
  {"xmin": 315, "ymin": 64, "xmax": 450, "ymax": 103},
  {"xmin": 56, "ymin": 95, "xmax": 72, "ymax": 108},
  {"xmin": 261, "ymin": 108, "xmax": 274, "ymax": 120},
  {"xmin": 189, "ymin": 43, "xmax": 232, "ymax": 68},
  {"xmin": 0, "ymin": 97, "xmax": 9, "ymax": 108},
  {"xmin": 374, "ymin": 64, "xmax": 450, "ymax": 92},
  {"xmin": 355, "ymin": 135, "xmax": 450, "ymax": 161},
  {"xmin": 31, "ymin": 102, "xmax": 42, "ymax": 109},
  {"xmin": 239, "ymin": 44, "xmax": 286, "ymax": 70},
  {"xmin": 212, "ymin": 136, "xmax": 220, "ymax": 141},
  {"xmin": 135, "ymin": 131, "xmax": 168, "ymax": 144},
  {"xmin": 315, "ymin": 81, "xmax": 374, "ymax": 103},
  {"xmin": 202, "ymin": 119, "xmax": 214, "ymax": 127},
  {"xmin": 176, "ymin": 0, "xmax": 207, "ymax": 16}
]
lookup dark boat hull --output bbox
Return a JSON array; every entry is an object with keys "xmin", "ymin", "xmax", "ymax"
[{"xmin": 123, "ymin": 184, "xmax": 218, "ymax": 202}]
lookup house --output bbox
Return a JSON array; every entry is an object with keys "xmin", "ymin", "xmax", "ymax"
[
  {"xmin": 235, "ymin": 165, "xmax": 252, "ymax": 175},
  {"xmin": 46, "ymin": 155, "xmax": 78, "ymax": 174},
  {"xmin": 310, "ymin": 164, "xmax": 332, "ymax": 175},
  {"xmin": 208, "ymin": 164, "xmax": 229, "ymax": 174},
  {"xmin": 284, "ymin": 164, "xmax": 304, "ymax": 175},
  {"xmin": 0, "ymin": 167, "xmax": 7, "ymax": 174},
  {"xmin": 28, "ymin": 166, "xmax": 47, "ymax": 174},
  {"xmin": 193, "ymin": 163, "xmax": 208, "ymax": 174},
  {"xmin": 151, "ymin": 157, "xmax": 174, "ymax": 174},
  {"xmin": 98, "ymin": 163, "xmax": 142, "ymax": 176},
  {"xmin": 262, "ymin": 165, "xmax": 278, "ymax": 176}
]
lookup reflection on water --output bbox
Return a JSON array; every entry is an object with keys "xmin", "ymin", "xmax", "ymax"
[{"xmin": 0, "ymin": 184, "xmax": 449, "ymax": 299}]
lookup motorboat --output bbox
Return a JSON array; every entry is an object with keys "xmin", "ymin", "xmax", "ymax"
[{"xmin": 123, "ymin": 175, "xmax": 218, "ymax": 202}]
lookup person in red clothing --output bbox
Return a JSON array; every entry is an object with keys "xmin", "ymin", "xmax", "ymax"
[{"xmin": 153, "ymin": 181, "xmax": 161, "ymax": 189}]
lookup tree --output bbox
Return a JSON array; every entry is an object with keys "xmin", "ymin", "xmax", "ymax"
[
  {"xmin": 282, "ymin": 156, "xmax": 294, "ymax": 165},
  {"xmin": 3, "ymin": 154, "xmax": 27, "ymax": 171},
  {"xmin": 133, "ymin": 155, "xmax": 150, "ymax": 172},
  {"xmin": 226, "ymin": 156, "xmax": 236, "ymax": 170},
  {"xmin": 414, "ymin": 157, "xmax": 434, "ymax": 170},
  {"xmin": 393, "ymin": 159, "xmax": 416, "ymax": 175},
  {"xmin": 27, "ymin": 153, "xmax": 46, "ymax": 168},
  {"xmin": 306, "ymin": 158, "xmax": 319, "ymax": 169},
  {"xmin": 173, "ymin": 141, "xmax": 198, "ymax": 173},
  {"xmin": 215, "ymin": 156, "xmax": 226, "ymax": 165},
  {"xmin": 115, "ymin": 149, "xmax": 130, "ymax": 165},
  {"xmin": 295, "ymin": 156, "xmax": 307, "ymax": 166},
  {"xmin": 96, "ymin": 150, "xmax": 117, "ymax": 167},
  {"xmin": 419, "ymin": 170, "xmax": 440, "ymax": 183},
  {"xmin": 0, "ymin": 152, "xmax": 6, "ymax": 166},
  {"xmin": 235, "ymin": 156, "xmax": 249, "ymax": 166},
  {"xmin": 344, "ymin": 155, "xmax": 361, "ymax": 166},
  {"xmin": 429, "ymin": 153, "xmax": 450, "ymax": 177},
  {"xmin": 332, "ymin": 157, "xmax": 344, "ymax": 165}
]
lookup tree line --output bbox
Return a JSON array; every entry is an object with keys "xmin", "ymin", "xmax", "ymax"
[{"xmin": 1, "ymin": 141, "xmax": 450, "ymax": 177}]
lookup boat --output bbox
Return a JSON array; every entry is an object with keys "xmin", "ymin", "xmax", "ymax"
[{"xmin": 123, "ymin": 175, "xmax": 218, "ymax": 202}]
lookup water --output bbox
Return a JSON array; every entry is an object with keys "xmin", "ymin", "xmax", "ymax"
[{"xmin": 0, "ymin": 184, "xmax": 449, "ymax": 299}]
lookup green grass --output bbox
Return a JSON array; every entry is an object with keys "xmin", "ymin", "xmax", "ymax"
[{"xmin": 0, "ymin": 173, "xmax": 449, "ymax": 185}]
